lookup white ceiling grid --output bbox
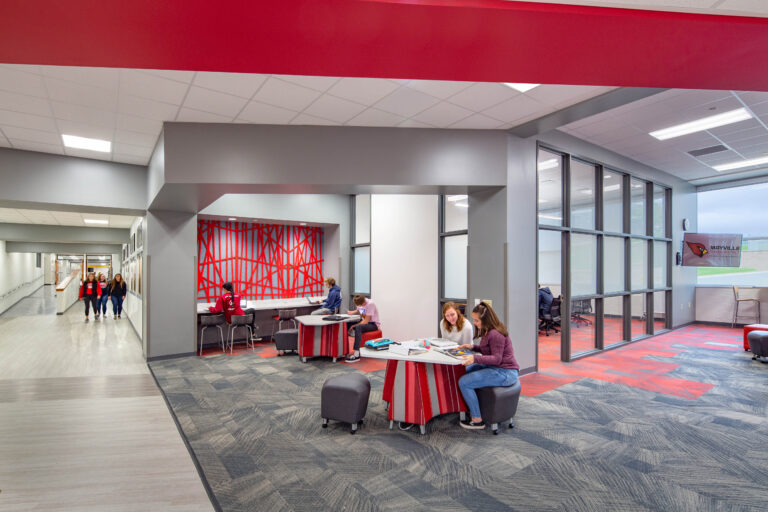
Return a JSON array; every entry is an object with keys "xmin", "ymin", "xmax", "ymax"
[
  {"xmin": 0, "ymin": 64, "xmax": 615, "ymax": 166},
  {"xmin": 559, "ymin": 89, "xmax": 768, "ymax": 181},
  {"xmin": 503, "ymin": 0, "xmax": 768, "ymax": 17},
  {"xmin": 0, "ymin": 208, "xmax": 136, "ymax": 228}
]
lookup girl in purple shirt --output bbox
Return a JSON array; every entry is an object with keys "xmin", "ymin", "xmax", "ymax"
[{"xmin": 456, "ymin": 301, "xmax": 519, "ymax": 429}]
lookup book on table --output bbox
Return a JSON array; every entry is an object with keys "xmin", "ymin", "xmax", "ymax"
[{"xmin": 440, "ymin": 347, "xmax": 474, "ymax": 359}]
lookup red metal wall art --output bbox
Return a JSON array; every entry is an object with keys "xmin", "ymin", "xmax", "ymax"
[{"xmin": 197, "ymin": 220, "xmax": 324, "ymax": 301}]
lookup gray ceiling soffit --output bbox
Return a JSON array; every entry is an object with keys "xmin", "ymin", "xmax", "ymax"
[
  {"xmin": 5, "ymin": 242, "xmax": 123, "ymax": 254},
  {"xmin": 691, "ymin": 168, "xmax": 768, "ymax": 189},
  {"xmin": 0, "ymin": 223, "xmax": 129, "ymax": 244},
  {"xmin": 508, "ymin": 87, "xmax": 669, "ymax": 138}
]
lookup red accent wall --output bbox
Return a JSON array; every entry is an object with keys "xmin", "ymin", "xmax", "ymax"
[{"xmin": 197, "ymin": 220, "xmax": 324, "ymax": 301}]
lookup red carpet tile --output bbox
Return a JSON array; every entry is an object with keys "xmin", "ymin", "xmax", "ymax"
[{"xmin": 525, "ymin": 323, "xmax": 743, "ymax": 400}]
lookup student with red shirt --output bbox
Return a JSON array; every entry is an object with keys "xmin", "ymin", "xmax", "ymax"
[
  {"xmin": 208, "ymin": 282, "xmax": 244, "ymax": 323},
  {"xmin": 79, "ymin": 272, "xmax": 102, "ymax": 322}
]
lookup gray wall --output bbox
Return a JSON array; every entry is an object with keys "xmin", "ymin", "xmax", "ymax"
[
  {"xmin": 144, "ymin": 210, "xmax": 197, "ymax": 359},
  {"xmin": 0, "ymin": 148, "xmax": 147, "ymax": 214},
  {"xmin": 5, "ymin": 242, "xmax": 122, "ymax": 254},
  {"xmin": 468, "ymin": 187, "xmax": 508, "ymax": 324},
  {"xmin": 148, "ymin": 132, "xmax": 165, "ymax": 205}
]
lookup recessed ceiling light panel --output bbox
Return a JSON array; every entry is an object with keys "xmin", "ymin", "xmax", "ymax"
[
  {"xmin": 84, "ymin": 219, "xmax": 109, "ymax": 225},
  {"xmin": 62, "ymin": 134, "xmax": 111, "ymax": 153},
  {"xmin": 713, "ymin": 155, "xmax": 768, "ymax": 172},
  {"xmin": 649, "ymin": 108, "xmax": 752, "ymax": 141}
]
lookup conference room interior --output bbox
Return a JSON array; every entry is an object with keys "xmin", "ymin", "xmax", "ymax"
[{"xmin": 3, "ymin": 27, "xmax": 768, "ymax": 512}]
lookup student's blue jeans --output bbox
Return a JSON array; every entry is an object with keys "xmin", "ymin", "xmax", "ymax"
[
  {"xmin": 111, "ymin": 295, "xmax": 124, "ymax": 316},
  {"xmin": 97, "ymin": 294, "xmax": 110, "ymax": 315},
  {"xmin": 459, "ymin": 364, "xmax": 519, "ymax": 420}
]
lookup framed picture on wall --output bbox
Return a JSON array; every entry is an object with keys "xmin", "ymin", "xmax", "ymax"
[
  {"xmin": 131, "ymin": 234, "xmax": 136, "ymax": 254},
  {"xmin": 137, "ymin": 222, "xmax": 143, "ymax": 250},
  {"xmin": 138, "ymin": 259, "xmax": 142, "ymax": 296}
]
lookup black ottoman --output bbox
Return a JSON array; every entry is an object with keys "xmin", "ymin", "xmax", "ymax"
[
  {"xmin": 274, "ymin": 329, "xmax": 298, "ymax": 354},
  {"xmin": 476, "ymin": 380, "xmax": 522, "ymax": 435},
  {"xmin": 747, "ymin": 330, "xmax": 768, "ymax": 363},
  {"xmin": 321, "ymin": 373, "xmax": 371, "ymax": 434}
]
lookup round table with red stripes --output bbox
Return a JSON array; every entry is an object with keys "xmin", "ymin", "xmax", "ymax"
[
  {"xmin": 296, "ymin": 314, "xmax": 351, "ymax": 362},
  {"xmin": 361, "ymin": 347, "xmax": 468, "ymax": 434}
]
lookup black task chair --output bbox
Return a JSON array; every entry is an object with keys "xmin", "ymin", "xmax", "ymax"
[
  {"xmin": 539, "ymin": 297, "xmax": 561, "ymax": 336},
  {"xmin": 571, "ymin": 299, "xmax": 593, "ymax": 327}
]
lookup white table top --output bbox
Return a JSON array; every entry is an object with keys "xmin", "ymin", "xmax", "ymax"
[
  {"xmin": 296, "ymin": 314, "xmax": 355, "ymax": 326},
  {"xmin": 360, "ymin": 344, "xmax": 464, "ymax": 366},
  {"xmin": 197, "ymin": 297, "xmax": 324, "ymax": 314}
]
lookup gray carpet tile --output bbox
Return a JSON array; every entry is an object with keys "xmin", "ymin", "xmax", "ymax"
[{"xmin": 150, "ymin": 330, "xmax": 768, "ymax": 512}]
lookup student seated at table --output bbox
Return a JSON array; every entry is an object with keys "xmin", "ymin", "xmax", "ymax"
[
  {"xmin": 344, "ymin": 294, "xmax": 380, "ymax": 363},
  {"xmin": 440, "ymin": 302, "xmax": 476, "ymax": 346},
  {"xmin": 208, "ymin": 282, "xmax": 244, "ymax": 323},
  {"xmin": 311, "ymin": 277, "xmax": 342, "ymax": 315},
  {"xmin": 456, "ymin": 301, "xmax": 519, "ymax": 430}
]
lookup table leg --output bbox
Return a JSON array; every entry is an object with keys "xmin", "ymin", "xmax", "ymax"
[
  {"xmin": 419, "ymin": 425, "xmax": 426, "ymax": 435},
  {"xmin": 389, "ymin": 420, "xmax": 393, "ymax": 430},
  {"xmin": 460, "ymin": 411, "xmax": 466, "ymax": 422}
]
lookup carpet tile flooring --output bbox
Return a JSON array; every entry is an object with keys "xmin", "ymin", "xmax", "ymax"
[{"xmin": 150, "ymin": 325, "xmax": 768, "ymax": 512}]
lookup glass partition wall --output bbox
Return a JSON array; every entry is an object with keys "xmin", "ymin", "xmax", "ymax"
[
  {"xmin": 537, "ymin": 146, "xmax": 672, "ymax": 362},
  {"xmin": 439, "ymin": 195, "xmax": 469, "ymax": 319}
]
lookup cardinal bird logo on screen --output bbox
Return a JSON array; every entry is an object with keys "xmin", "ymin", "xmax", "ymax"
[{"xmin": 686, "ymin": 242, "xmax": 708, "ymax": 257}]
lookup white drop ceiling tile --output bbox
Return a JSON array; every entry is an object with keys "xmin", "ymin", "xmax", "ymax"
[
  {"xmin": 237, "ymin": 101, "xmax": 297, "ymax": 124},
  {"xmin": 0, "ymin": 90, "xmax": 52, "ymax": 117},
  {"xmin": 252, "ymin": 78, "xmax": 322, "ymax": 112},
  {"xmin": 112, "ymin": 153, "xmax": 149, "ymax": 166},
  {"xmin": 482, "ymin": 94, "xmax": 546, "ymax": 123},
  {"xmin": 525, "ymin": 85, "xmax": 586, "ymax": 107},
  {"xmin": 7, "ymin": 139, "xmax": 63, "ymax": 154},
  {"xmin": 707, "ymin": 118, "xmax": 762, "ymax": 137},
  {"xmin": 44, "ymin": 77, "xmax": 118, "ymax": 111},
  {"xmin": 446, "ymin": 83, "xmax": 515, "ymax": 112},
  {"xmin": 40, "ymin": 66, "xmax": 120, "ymax": 91},
  {"xmin": 729, "ymin": 136, "xmax": 768, "ymax": 151},
  {"xmin": 716, "ymin": 125, "xmax": 766, "ymax": 143},
  {"xmin": 113, "ymin": 142, "xmax": 153, "ymax": 158},
  {"xmin": 404, "ymin": 80, "xmax": 474, "ymax": 100},
  {"xmin": 118, "ymin": 95, "xmax": 179, "ymax": 121},
  {"xmin": 410, "ymin": 101, "xmax": 474, "ymax": 128},
  {"xmin": 57, "ymin": 120, "xmax": 113, "ymax": 141},
  {"xmin": 326, "ymin": 78, "xmax": 400, "ymax": 106},
  {"xmin": 302, "ymin": 94, "xmax": 367, "ymax": 123},
  {"xmin": 50, "ymin": 101, "xmax": 116, "ymax": 128},
  {"xmin": 193, "ymin": 72, "xmax": 267, "ymax": 98},
  {"xmin": 63, "ymin": 147, "xmax": 113, "ymax": 161},
  {"xmin": 750, "ymin": 103, "xmax": 768, "ymax": 117},
  {"xmin": 120, "ymin": 70, "xmax": 189, "ymax": 105},
  {"xmin": 183, "ymin": 86, "xmax": 248, "ymax": 117},
  {"xmin": 176, "ymin": 107, "xmax": 233, "ymax": 123},
  {"xmin": 114, "ymin": 129, "xmax": 158, "ymax": 148},
  {"xmin": 0, "ymin": 67, "xmax": 48, "ymax": 97},
  {"xmin": 373, "ymin": 87, "xmax": 440, "ymax": 118},
  {"xmin": 3, "ymin": 126, "xmax": 62, "ymax": 146},
  {"xmin": 139, "ymin": 69, "xmax": 196, "ymax": 84},
  {"xmin": 276, "ymin": 75, "xmax": 340, "ymax": 93},
  {"xmin": 397, "ymin": 119, "xmax": 435, "ymax": 128},
  {"xmin": 116, "ymin": 114, "xmax": 163, "ymax": 134},
  {"xmin": 735, "ymin": 91, "xmax": 768, "ymax": 106},
  {"xmin": 347, "ymin": 108, "xmax": 405, "ymax": 127},
  {"xmin": 19, "ymin": 209, "xmax": 56, "ymax": 223},
  {"xmin": 0, "ymin": 109, "xmax": 58, "ymax": 132},
  {"xmin": 290, "ymin": 113, "xmax": 338, "ymax": 126},
  {"xmin": 448, "ymin": 113, "xmax": 505, "ymax": 129}
]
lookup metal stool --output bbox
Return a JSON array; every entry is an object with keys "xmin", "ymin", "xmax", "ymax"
[
  {"xmin": 199, "ymin": 314, "xmax": 225, "ymax": 356},
  {"xmin": 276, "ymin": 308, "xmax": 297, "ymax": 333},
  {"xmin": 733, "ymin": 286, "xmax": 760, "ymax": 327},
  {"xmin": 228, "ymin": 314, "xmax": 254, "ymax": 354}
]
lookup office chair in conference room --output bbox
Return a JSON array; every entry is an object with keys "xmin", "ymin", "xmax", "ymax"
[
  {"xmin": 571, "ymin": 299, "xmax": 593, "ymax": 327},
  {"xmin": 539, "ymin": 297, "xmax": 561, "ymax": 336},
  {"xmin": 733, "ymin": 285, "xmax": 761, "ymax": 327}
]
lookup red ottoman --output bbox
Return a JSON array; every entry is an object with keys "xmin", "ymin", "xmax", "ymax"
[
  {"xmin": 361, "ymin": 329, "xmax": 383, "ymax": 345},
  {"xmin": 743, "ymin": 324, "xmax": 768, "ymax": 351}
]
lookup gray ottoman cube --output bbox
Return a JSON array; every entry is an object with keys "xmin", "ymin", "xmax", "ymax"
[
  {"xmin": 476, "ymin": 380, "xmax": 522, "ymax": 435},
  {"xmin": 321, "ymin": 373, "xmax": 371, "ymax": 434},
  {"xmin": 747, "ymin": 330, "xmax": 768, "ymax": 363}
]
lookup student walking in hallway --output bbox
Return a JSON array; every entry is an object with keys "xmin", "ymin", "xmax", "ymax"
[{"xmin": 78, "ymin": 272, "xmax": 101, "ymax": 322}]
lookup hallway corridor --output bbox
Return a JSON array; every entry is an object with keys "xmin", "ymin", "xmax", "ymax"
[{"xmin": 0, "ymin": 291, "xmax": 213, "ymax": 511}]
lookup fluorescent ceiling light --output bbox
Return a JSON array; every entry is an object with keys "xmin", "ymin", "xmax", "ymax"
[
  {"xmin": 649, "ymin": 108, "xmax": 752, "ymax": 141},
  {"xmin": 504, "ymin": 83, "xmax": 540, "ymax": 93},
  {"xmin": 447, "ymin": 194, "xmax": 468, "ymax": 202},
  {"xmin": 604, "ymin": 184, "xmax": 621, "ymax": 192},
  {"xmin": 538, "ymin": 159, "xmax": 559, "ymax": 171},
  {"xmin": 62, "ymin": 134, "xmax": 111, "ymax": 152},
  {"xmin": 713, "ymin": 155, "xmax": 768, "ymax": 172},
  {"xmin": 604, "ymin": 175, "xmax": 611, "ymax": 179},
  {"xmin": 299, "ymin": 222, "xmax": 307, "ymax": 226},
  {"xmin": 84, "ymin": 219, "xmax": 108, "ymax": 225}
]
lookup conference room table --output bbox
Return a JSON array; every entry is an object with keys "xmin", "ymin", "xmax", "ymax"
[
  {"xmin": 295, "ymin": 314, "xmax": 354, "ymax": 363},
  {"xmin": 361, "ymin": 342, "xmax": 468, "ymax": 435}
]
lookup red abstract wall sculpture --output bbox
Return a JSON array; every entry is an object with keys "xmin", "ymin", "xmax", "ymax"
[{"xmin": 197, "ymin": 220, "xmax": 324, "ymax": 301}]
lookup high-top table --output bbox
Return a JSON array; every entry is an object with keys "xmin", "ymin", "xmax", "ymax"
[
  {"xmin": 296, "ymin": 314, "xmax": 355, "ymax": 362},
  {"xmin": 360, "ymin": 343, "xmax": 468, "ymax": 435}
]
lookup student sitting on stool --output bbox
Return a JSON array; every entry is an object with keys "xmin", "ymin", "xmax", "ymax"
[
  {"xmin": 311, "ymin": 277, "xmax": 342, "ymax": 315},
  {"xmin": 344, "ymin": 294, "xmax": 380, "ymax": 363}
]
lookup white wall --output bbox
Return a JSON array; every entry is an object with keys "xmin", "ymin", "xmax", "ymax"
[
  {"xmin": 696, "ymin": 286, "xmax": 767, "ymax": 324},
  {"xmin": 371, "ymin": 195, "xmax": 438, "ymax": 342},
  {"xmin": 44, "ymin": 253, "xmax": 56, "ymax": 285},
  {"xmin": 0, "ymin": 240, "xmax": 44, "ymax": 314}
]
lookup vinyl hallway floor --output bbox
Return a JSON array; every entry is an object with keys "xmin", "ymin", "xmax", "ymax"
[
  {"xmin": 152, "ymin": 324, "xmax": 768, "ymax": 512},
  {"xmin": 0, "ymin": 286, "xmax": 213, "ymax": 511}
]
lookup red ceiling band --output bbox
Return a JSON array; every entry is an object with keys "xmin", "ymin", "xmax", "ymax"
[{"xmin": 2, "ymin": 1, "xmax": 768, "ymax": 91}]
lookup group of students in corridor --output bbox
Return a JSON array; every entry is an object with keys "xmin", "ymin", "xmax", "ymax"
[{"xmin": 79, "ymin": 272, "xmax": 127, "ymax": 322}]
